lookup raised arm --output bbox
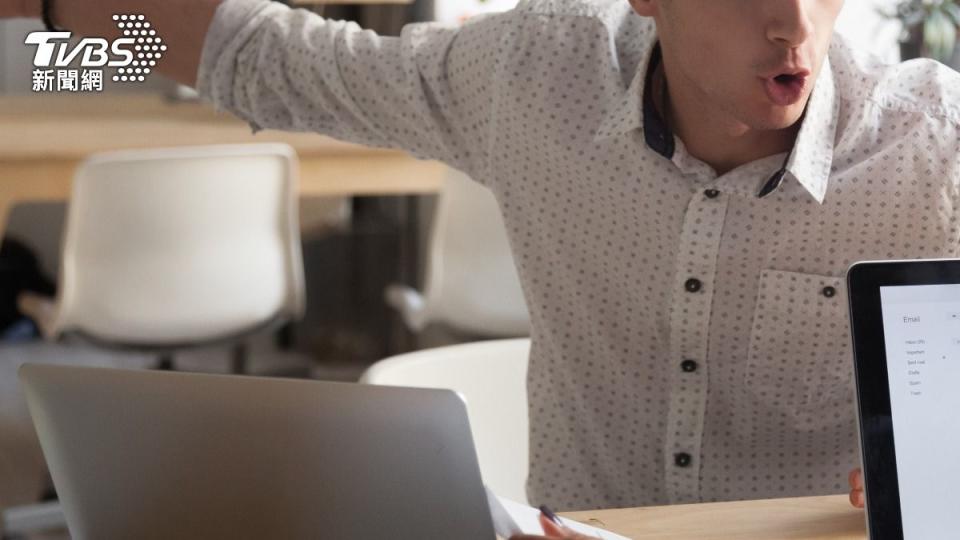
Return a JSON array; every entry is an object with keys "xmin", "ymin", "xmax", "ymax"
[
  {"xmin": 8, "ymin": 0, "xmax": 222, "ymax": 87},
  {"xmin": 195, "ymin": 0, "xmax": 504, "ymax": 180},
  {"xmin": 3, "ymin": 0, "xmax": 505, "ymax": 180}
]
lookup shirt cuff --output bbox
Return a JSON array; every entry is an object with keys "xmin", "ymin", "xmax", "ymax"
[{"xmin": 195, "ymin": 0, "xmax": 285, "ymax": 133}]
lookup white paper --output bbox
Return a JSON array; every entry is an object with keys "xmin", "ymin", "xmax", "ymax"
[
  {"xmin": 487, "ymin": 486, "xmax": 524, "ymax": 538},
  {"xmin": 486, "ymin": 486, "xmax": 631, "ymax": 540}
]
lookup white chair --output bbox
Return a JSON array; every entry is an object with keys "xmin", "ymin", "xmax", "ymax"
[
  {"xmin": 6, "ymin": 144, "xmax": 305, "ymax": 538},
  {"xmin": 385, "ymin": 168, "xmax": 530, "ymax": 337},
  {"xmin": 18, "ymin": 143, "xmax": 306, "ymax": 372},
  {"xmin": 360, "ymin": 338, "xmax": 531, "ymax": 504}
]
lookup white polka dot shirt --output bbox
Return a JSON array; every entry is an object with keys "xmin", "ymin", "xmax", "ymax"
[{"xmin": 196, "ymin": 0, "xmax": 960, "ymax": 510}]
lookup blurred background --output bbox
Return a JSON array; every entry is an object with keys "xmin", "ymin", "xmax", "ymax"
[
  {"xmin": 0, "ymin": 1, "xmax": 948, "ymax": 365},
  {"xmin": 0, "ymin": 0, "xmax": 957, "ymax": 538}
]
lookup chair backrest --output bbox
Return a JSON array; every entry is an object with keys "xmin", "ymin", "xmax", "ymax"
[
  {"xmin": 51, "ymin": 144, "xmax": 305, "ymax": 346},
  {"xmin": 360, "ymin": 338, "xmax": 531, "ymax": 504},
  {"xmin": 421, "ymin": 168, "xmax": 529, "ymax": 336}
]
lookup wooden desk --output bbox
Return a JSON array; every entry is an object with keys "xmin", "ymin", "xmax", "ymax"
[
  {"xmin": 563, "ymin": 494, "xmax": 866, "ymax": 539},
  {"xmin": 0, "ymin": 94, "xmax": 445, "ymax": 239}
]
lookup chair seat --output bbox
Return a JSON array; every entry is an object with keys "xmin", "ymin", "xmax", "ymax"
[{"xmin": 361, "ymin": 338, "xmax": 531, "ymax": 504}]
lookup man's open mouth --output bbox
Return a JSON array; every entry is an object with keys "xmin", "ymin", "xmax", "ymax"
[
  {"xmin": 763, "ymin": 72, "xmax": 807, "ymax": 107},
  {"xmin": 773, "ymin": 73, "xmax": 801, "ymax": 84}
]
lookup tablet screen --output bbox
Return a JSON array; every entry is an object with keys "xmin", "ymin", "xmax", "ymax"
[{"xmin": 879, "ymin": 284, "xmax": 960, "ymax": 539}]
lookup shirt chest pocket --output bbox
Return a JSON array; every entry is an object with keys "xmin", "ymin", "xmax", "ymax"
[{"xmin": 745, "ymin": 269, "xmax": 854, "ymax": 427}]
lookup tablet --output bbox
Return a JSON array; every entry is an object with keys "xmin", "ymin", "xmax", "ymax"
[{"xmin": 847, "ymin": 259, "xmax": 960, "ymax": 540}]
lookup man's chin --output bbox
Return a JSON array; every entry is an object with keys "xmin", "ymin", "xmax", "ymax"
[{"xmin": 751, "ymin": 103, "xmax": 808, "ymax": 131}]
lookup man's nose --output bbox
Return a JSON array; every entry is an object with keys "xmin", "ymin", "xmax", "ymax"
[{"xmin": 765, "ymin": 0, "xmax": 815, "ymax": 48}]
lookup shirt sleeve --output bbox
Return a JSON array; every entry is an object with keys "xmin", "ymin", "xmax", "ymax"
[{"xmin": 196, "ymin": 0, "xmax": 506, "ymax": 181}]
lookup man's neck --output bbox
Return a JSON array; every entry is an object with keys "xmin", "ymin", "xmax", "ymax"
[{"xmin": 652, "ymin": 57, "xmax": 800, "ymax": 177}]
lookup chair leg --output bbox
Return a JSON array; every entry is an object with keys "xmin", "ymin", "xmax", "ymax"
[
  {"xmin": 231, "ymin": 343, "xmax": 248, "ymax": 375},
  {"xmin": 2, "ymin": 501, "xmax": 66, "ymax": 539},
  {"xmin": 156, "ymin": 353, "xmax": 174, "ymax": 371},
  {"xmin": 274, "ymin": 322, "xmax": 294, "ymax": 350}
]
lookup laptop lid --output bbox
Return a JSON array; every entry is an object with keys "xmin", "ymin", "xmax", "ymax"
[
  {"xmin": 18, "ymin": 364, "xmax": 496, "ymax": 540},
  {"xmin": 848, "ymin": 259, "xmax": 960, "ymax": 540}
]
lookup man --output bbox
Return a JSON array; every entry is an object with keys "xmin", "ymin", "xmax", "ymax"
[{"xmin": 4, "ymin": 0, "xmax": 957, "ymax": 527}]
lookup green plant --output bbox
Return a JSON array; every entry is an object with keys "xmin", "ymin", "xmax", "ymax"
[{"xmin": 881, "ymin": 0, "xmax": 960, "ymax": 62}]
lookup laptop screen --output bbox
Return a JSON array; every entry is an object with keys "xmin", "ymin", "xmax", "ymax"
[{"xmin": 879, "ymin": 284, "xmax": 960, "ymax": 539}]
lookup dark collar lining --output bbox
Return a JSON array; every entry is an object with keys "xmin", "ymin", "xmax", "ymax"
[{"xmin": 642, "ymin": 43, "xmax": 675, "ymax": 159}]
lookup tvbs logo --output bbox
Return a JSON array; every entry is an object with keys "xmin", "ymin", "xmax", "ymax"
[{"xmin": 25, "ymin": 14, "xmax": 165, "ymax": 85}]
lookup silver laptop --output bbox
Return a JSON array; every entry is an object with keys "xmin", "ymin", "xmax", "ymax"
[{"xmin": 19, "ymin": 364, "xmax": 497, "ymax": 539}]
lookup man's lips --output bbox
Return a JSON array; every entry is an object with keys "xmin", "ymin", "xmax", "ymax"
[
  {"xmin": 759, "ymin": 67, "xmax": 811, "ymax": 107},
  {"xmin": 760, "ymin": 66, "xmax": 811, "ymax": 80}
]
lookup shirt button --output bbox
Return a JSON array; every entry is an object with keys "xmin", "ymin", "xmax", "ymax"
[
  {"xmin": 674, "ymin": 452, "xmax": 692, "ymax": 467},
  {"xmin": 684, "ymin": 278, "xmax": 702, "ymax": 293},
  {"xmin": 822, "ymin": 285, "xmax": 836, "ymax": 298},
  {"xmin": 681, "ymin": 359, "xmax": 698, "ymax": 373},
  {"xmin": 704, "ymin": 188, "xmax": 720, "ymax": 199}
]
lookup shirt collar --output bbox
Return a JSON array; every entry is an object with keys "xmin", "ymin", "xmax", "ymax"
[
  {"xmin": 593, "ymin": 38, "xmax": 662, "ymax": 146},
  {"xmin": 593, "ymin": 38, "xmax": 840, "ymax": 204},
  {"xmin": 780, "ymin": 54, "xmax": 839, "ymax": 204}
]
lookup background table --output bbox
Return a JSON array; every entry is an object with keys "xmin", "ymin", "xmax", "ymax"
[
  {"xmin": 0, "ymin": 93, "xmax": 445, "ymax": 239},
  {"xmin": 563, "ymin": 494, "xmax": 866, "ymax": 539}
]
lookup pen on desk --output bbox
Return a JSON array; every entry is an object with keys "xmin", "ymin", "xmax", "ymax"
[
  {"xmin": 539, "ymin": 504, "xmax": 611, "ymax": 540},
  {"xmin": 539, "ymin": 505, "xmax": 562, "ymax": 525}
]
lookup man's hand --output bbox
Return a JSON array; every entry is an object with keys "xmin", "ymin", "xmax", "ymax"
[
  {"xmin": 849, "ymin": 468, "xmax": 865, "ymax": 508},
  {"xmin": 509, "ymin": 512, "xmax": 602, "ymax": 540}
]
